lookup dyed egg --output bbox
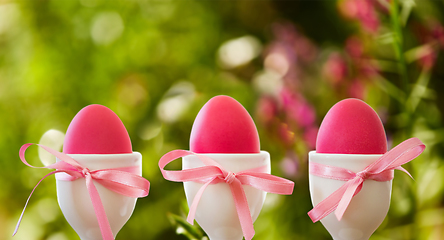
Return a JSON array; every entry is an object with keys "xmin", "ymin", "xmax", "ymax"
[
  {"xmin": 63, "ymin": 104, "xmax": 132, "ymax": 154},
  {"xmin": 316, "ymin": 98, "xmax": 387, "ymax": 154},
  {"xmin": 190, "ymin": 95, "xmax": 260, "ymax": 153}
]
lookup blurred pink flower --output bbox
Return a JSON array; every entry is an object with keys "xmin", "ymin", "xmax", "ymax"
[
  {"xmin": 418, "ymin": 46, "xmax": 437, "ymax": 70},
  {"xmin": 339, "ymin": 0, "xmax": 380, "ymax": 33},
  {"xmin": 346, "ymin": 36, "xmax": 364, "ymax": 58},
  {"xmin": 294, "ymin": 102, "xmax": 316, "ymax": 127},
  {"xmin": 413, "ymin": 19, "xmax": 444, "ymax": 47},
  {"xmin": 360, "ymin": 13, "xmax": 380, "ymax": 33},
  {"xmin": 270, "ymin": 22, "xmax": 318, "ymax": 64},
  {"xmin": 280, "ymin": 89, "xmax": 316, "ymax": 128},
  {"xmin": 280, "ymin": 88, "xmax": 296, "ymax": 108},
  {"xmin": 258, "ymin": 22, "xmax": 320, "ymax": 151},
  {"xmin": 412, "ymin": 20, "xmax": 441, "ymax": 70},
  {"xmin": 256, "ymin": 97, "xmax": 278, "ymax": 125},
  {"xmin": 264, "ymin": 44, "xmax": 293, "ymax": 76},
  {"xmin": 279, "ymin": 122, "xmax": 295, "ymax": 146},
  {"xmin": 344, "ymin": 36, "xmax": 380, "ymax": 82},
  {"xmin": 304, "ymin": 126, "xmax": 318, "ymax": 150},
  {"xmin": 359, "ymin": 60, "xmax": 379, "ymax": 78},
  {"xmin": 272, "ymin": 22, "xmax": 298, "ymax": 44},
  {"xmin": 323, "ymin": 52, "xmax": 348, "ymax": 84},
  {"xmin": 431, "ymin": 22, "xmax": 444, "ymax": 48},
  {"xmin": 280, "ymin": 151, "xmax": 299, "ymax": 178},
  {"xmin": 339, "ymin": 0, "xmax": 359, "ymax": 19},
  {"xmin": 348, "ymin": 79, "xmax": 366, "ymax": 99},
  {"xmin": 294, "ymin": 35, "xmax": 318, "ymax": 64}
]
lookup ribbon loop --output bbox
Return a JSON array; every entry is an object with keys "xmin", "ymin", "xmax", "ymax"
[
  {"xmin": 14, "ymin": 143, "xmax": 150, "ymax": 240},
  {"xmin": 308, "ymin": 138, "xmax": 425, "ymax": 223},
  {"xmin": 159, "ymin": 150, "xmax": 294, "ymax": 240}
]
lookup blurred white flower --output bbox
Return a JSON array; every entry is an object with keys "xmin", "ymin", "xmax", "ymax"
[
  {"xmin": 91, "ymin": 11, "xmax": 124, "ymax": 45},
  {"xmin": 139, "ymin": 121, "xmax": 162, "ymax": 141},
  {"xmin": 38, "ymin": 129, "xmax": 65, "ymax": 166},
  {"xmin": 264, "ymin": 52, "xmax": 290, "ymax": 77},
  {"xmin": 252, "ymin": 69, "xmax": 283, "ymax": 97},
  {"xmin": 218, "ymin": 35, "xmax": 262, "ymax": 69},
  {"xmin": 157, "ymin": 81, "xmax": 196, "ymax": 123},
  {"xmin": 0, "ymin": 3, "xmax": 20, "ymax": 35}
]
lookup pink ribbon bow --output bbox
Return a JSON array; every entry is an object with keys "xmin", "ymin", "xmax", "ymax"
[
  {"xmin": 308, "ymin": 137, "xmax": 425, "ymax": 222},
  {"xmin": 14, "ymin": 143, "xmax": 150, "ymax": 240},
  {"xmin": 158, "ymin": 150, "xmax": 294, "ymax": 240}
]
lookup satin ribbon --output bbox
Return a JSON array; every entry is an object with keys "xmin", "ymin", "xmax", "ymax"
[
  {"xmin": 308, "ymin": 137, "xmax": 425, "ymax": 223},
  {"xmin": 14, "ymin": 143, "xmax": 150, "ymax": 240},
  {"xmin": 158, "ymin": 150, "xmax": 294, "ymax": 240}
]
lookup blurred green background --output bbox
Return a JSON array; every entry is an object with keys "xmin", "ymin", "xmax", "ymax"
[{"xmin": 1, "ymin": 0, "xmax": 444, "ymax": 239}]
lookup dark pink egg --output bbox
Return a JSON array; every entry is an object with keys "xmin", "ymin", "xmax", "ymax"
[
  {"xmin": 63, "ymin": 104, "xmax": 132, "ymax": 154},
  {"xmin": 316, "ymin": 98, "xmax": 387, "ymax": 154},
  {"xmin": 190, "ymin": 95, "xmax": 260, "ymax": 153}
]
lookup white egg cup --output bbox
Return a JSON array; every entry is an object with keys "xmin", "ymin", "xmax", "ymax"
[
  {"xmin": 56, "ymin": 152, "xmax": 142, "ymax": 240},
  {"xmin": 182, "ymin": 151, "xmax": 271, "ymax": 240},
  {"xmin": 309, "ymin": 151, "xmax": 392, "ymax": 240}
]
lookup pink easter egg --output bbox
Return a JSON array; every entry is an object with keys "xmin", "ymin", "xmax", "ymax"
[
  {"xmin": 190, "ymin": 95, "xmax": 260, "ymax": 153},
  {"xmin": 63, "ymin": 104, "xmax": 132, "ymax": 154},
  {"xmin": 316, "ymin": 98, "xmax": 387, "ymax": 154}
]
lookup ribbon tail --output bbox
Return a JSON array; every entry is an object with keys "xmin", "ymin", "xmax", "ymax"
[
  {"xmin": 395, "ymin": 166, "xmax": 414, "ymax": 179},
  {"xmin": 13, "ymin": 170, "xmax": 59, "ymax": 236},
  {"xmin": 308, "ymin": 180, "xmax": 356, "ymax": 223},
  {"xmin": 85, "ymin": 175, "xmax": 114, "ymax": 240},
  {"xmin": 186, "ymin": 177, "xmax": 216, "ymax": 225},
  {"xmin": 229, "ymin": 179, "xmax": 255, "ymax": 240},
  {"xmin": 335, "ymin": 178, "xmax": 363, "ymax": 221}
]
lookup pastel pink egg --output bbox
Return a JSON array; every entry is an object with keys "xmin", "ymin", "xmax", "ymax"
[
  {"xmin": 63, "ymin": 104, "xmax": 132, "ymax": 154},
  {"xmin": 190, "ymin": 95, "xmax": 260, "ymax": 153},
  {"xmin": 316, "ymin": 98, "xmax": 387, "ymax": 154}
]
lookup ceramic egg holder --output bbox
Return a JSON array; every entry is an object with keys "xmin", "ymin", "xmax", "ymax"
[
  {"xmin": 56, "ymin": 152, "xmax": 142, "ymax": 240},
  {"xmin": 182, "ymin": 151, "xmax": 271, "ymax": 240},
  {"xmin": 309, "ymin": 151, "xmax": 392, "ymax": 240}
]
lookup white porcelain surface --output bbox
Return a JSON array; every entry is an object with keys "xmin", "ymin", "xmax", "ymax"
[
  {"xmin": 56, "ymin": 152, "xmax": 142, "ymax": 240},
  {"xmin": 183, "ymin": 151, "xmax": 271, "ymax": 240},
  {"xmin": 309, "ymin": 151, "xmax": 392, "ymax": 240}
]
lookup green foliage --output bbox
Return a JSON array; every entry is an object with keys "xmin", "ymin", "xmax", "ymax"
[{"xmin": 1, "ymin": 0, "xmax": 444, "ymax": 239}]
